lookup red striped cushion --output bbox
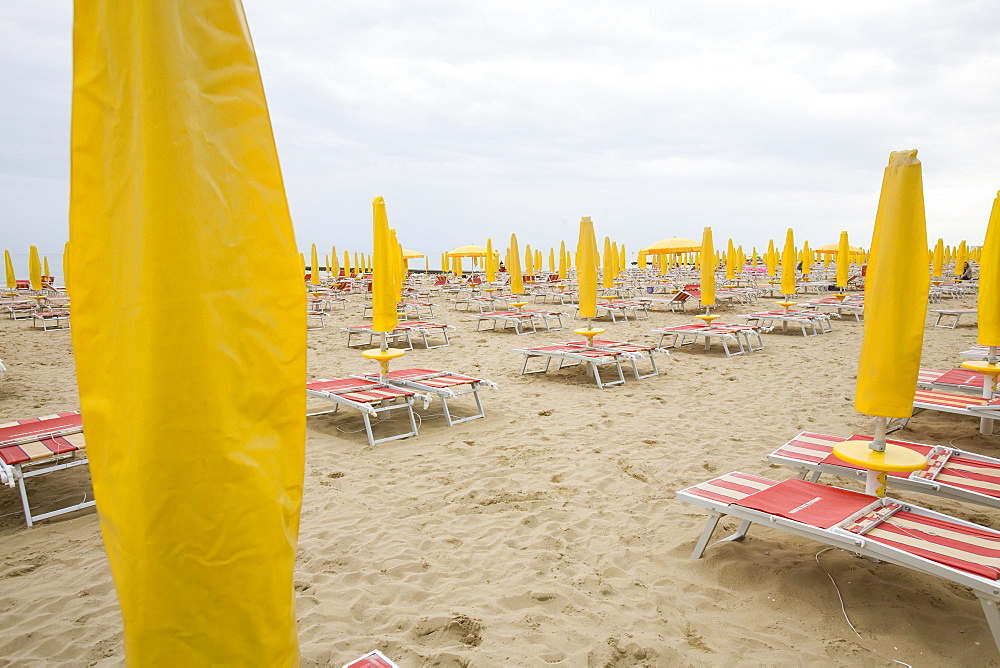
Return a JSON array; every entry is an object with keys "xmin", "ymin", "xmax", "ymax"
[
  {"xmin": 0, "ymin": 412, "xmax": 82, "ymax": 446},
  {"xmin": 0, "ymin": 432, "xmax": 85, "ymax": 466},
  {"xmin": 683, "ymin": 472, "xmax": 776, "ymax": 505}
]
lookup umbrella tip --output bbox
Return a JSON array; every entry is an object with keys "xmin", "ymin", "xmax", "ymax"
[{"xmin": 888, "ymin": 149, "xmax": 919, "ymax": 166}]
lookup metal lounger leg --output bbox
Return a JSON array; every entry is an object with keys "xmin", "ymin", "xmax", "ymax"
[
  {"xmin": 978, "ymin": 595, "xmax": 1000, "ymax": 653},
  {"xmin": 691, "ymin": 511, "xmax": 723, "ymax": 558}
]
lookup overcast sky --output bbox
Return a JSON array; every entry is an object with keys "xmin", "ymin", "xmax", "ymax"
[{"xmin": 2, "ymin": 1, "xmax": 998, "ymax": 269}]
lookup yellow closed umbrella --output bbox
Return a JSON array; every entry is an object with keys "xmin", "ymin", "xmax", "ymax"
[
  {"xmin": 535, "ymin": 248, "xmax": 542, "ymax": 275},
  {"xmin": 370, "ymin": 197, "xmax": 398, "ymax": 334},
  {"xmin": 343, "ymin": 250, "xmax": 350, "ymax": 276},
  {"xmin": 28, "ymin": 245, "xmax": 42, "ymax": 291},
  {"xmin": 485, "ymin": 238, "xmax": 496, "ymax": 282},
  {"xmin": 931, "ymin": 238, "xmax": 944, "ymax": 277},
  {"xmin": 523, "ymin": 244, "xmax": 533, "ymax": 277},
  {"xmin": 330, "ymin": 249, "xmax": 340, "ymax": 277},
  {"xmin": 43, "ymin": 256, "xmax": 50, "ymax": 279},
  {"xmin": 636, "ymin": 250, "xmax": 646, "ymax": 270},
  {"xmin": 558, "ymin": 240, "xmax": 567, "ymax": 279},
  {"xmin": 63, "ymin": 242, "xmax": 70, "ymax": 293},
  {"xmin": 508, "ymin": 234, "xmax": 524, "ymax": 294},
  {"xmin": 842, "ymin": 150, "xmax": 930, "ymax": 494},
  {"xmin": 4, "ymin": 250, "xmax": 15, "ymax": 289},
  {"xmin": 576, "ymin": 216, "xmax": 599, "ymax": 328},
  {"xmin": 780, "ymin": 229, "xmax": 795, "ymax": 296},
  {"xmin": 979, "ymin": 192, "xmax": 1000, "ymax": 355},
  {"xmin": 602, "ymin": 237, "xmax": 614, "ymax": 289},
  {"xmin": 700, "ymin": 227, "xmax": 715, "ymax": 309},
  {"xmin": 309, "ymin": 244, "xmax": 319, "ymax": 285},
  {"xmin": 835, "ymin": 231, "xmax": 850, "ymax": 289},
  {"xmin": 725, "ymin": 239, "xmax": 735, "ymax": 280},
  {"xmin": 800, "ymin": 240, "xmax": 811, "ymax": 276},
  {"xmin": 619, "ymin": 243, "xmax": 626, "ymax": 275},
  {"xmin": 70, "ymin": 2, "xmax": 304, "ymax": 662},
  {"xmin": 765, "ymin": 239, "xmax": 776, "ymax": 276},
  {"xmin": 954, "ymin": 240, "xmax": 968, "ymax": 277}
]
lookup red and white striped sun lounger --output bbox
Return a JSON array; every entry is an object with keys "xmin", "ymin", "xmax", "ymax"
[
  {"xmin": 353, "ymin": 368, "xmax": 498, "ymax": 426},
  {"xmin": 307, "ymin": 310, "xmax": 326, "ymax": 330},
  {"xmin": 652, "ymin": 323, "xmax": 764, "ymax": 357},
  {"xmin": 514, "ymin": 344, "xmax": 628, "ymax": 388},
  {"xmin": 306, "ymin": 378, "xmax": 430, "ymax": 447},
  {"xmin": 961, "ymin": 344, "xmax": 995, "ymax": 359},
  {"xmin": 3, "ymin": 300, "xmax": 37, "ymax": 320},
  {"xmin": 931, "ymin": 308, "xmax": 978, "ymax": 328},
  {"xmin": 556, "ymin": 339, "xmax": 666, "ymax": 379},
  {"xmin": 591, "ymin": 301, "xmax": 650, "ymax": 322},
  {"xmin": 0, "ymin": 411, "xmax": 93, "ymax": 527},
  {"xmin": 734, "ymin": 310, "xmax": 832, "ymax": 336},
  {"xmin": 400, "ymin": 301, "xmax": 435, "ymax": 318},
  {"xmin": 342, "ymin": 322, "xmax": 453, "ymax": 350},
  {"xmin": 918, "ymin": 367, "xmax": 987, "ymax": 394},
  {"xmin": 31, "ymin": 309, "xmax": 70, "ymax": 331},
  {"xmin": 802, "ymin": 297, "xmax": 865, "ymax": 321},
  {"xmin": 893, "ymin": 388, "xmax": 1000, "ymax": 435},
  {"xmin": 767, "ymin": 431, "xmax": 1000, "ymax": 509},
  {"xmin": 474, "ymin": 310, "xmax": 565, "ymax": 334},
  {"xmin": 637, "ymin": 290, "xmax": 691, "ymax": 312},
  {"xmin": 396, "ymin": 321, "xmax": 454, "ymax": 349},
  {"xmin": 678, "ymin": 472, "xmax": 1000, "ymax": 652}
]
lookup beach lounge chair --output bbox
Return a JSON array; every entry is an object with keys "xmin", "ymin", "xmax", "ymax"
[
  {"xmin": 0, "ymin": 411, "xmax": 93, "ymax": 527},
  {"xmin": 734, "ymin": 310, "xmax": 832, "ymax": 336},
  {"xmin": 591, "ymin": 301, "xmax": 649, "ymax": 322},
  {"xmin": 341, "ymin": 322, "xmax": 453, "ymax": 350},
  {"xmin": 930, "ymin": 308, "xmax": 978, "ymax": 328},
  {"xmin": 31, "ymin": 308, "xmax": 71, "ymax": 331},
  {"xmin": 638, "ymin": 290, "xmax": 691, "ymax": 312},
  {"xmin": 306, "ymin": 378, "xmax": 430, "ymax": 447},
  {"xmin": 353, "ymin": 369, "xmax": 498, "ymax": 426},
  {"xmin": 766, "ymin": 431, "xmax": 1000, "ymax": 509},
  {"xmin": 917, "ymin": 367, "xmax": 986, "ymax": 394},
  {"xmin": 474, "ymin": 310, "xmax": 565, "ymax": 334},
  {"xmin": 652, "ymin": 323, "xmax": 764, "ymax": 357},
  {"xmin": 802, "ymin": 296, "xmax": 865, "ymax": 322},
  {"xmin": 514, "ymin": 343, "xmax": 628, "ymax": 388},
  {"xmin": 678, "ymin": 472, "xmax": 1000, "ymax": 651},
  {"xmin": 556, "ymin": 339, "xmax": 665, "ymax": 379},
  {"xmin": 893, "ymin": 389, "xmax": 1000, "ymax": 434},
  {"xmin": 307, "ymin": 310, "xmax": 326, "ymax": 330}
]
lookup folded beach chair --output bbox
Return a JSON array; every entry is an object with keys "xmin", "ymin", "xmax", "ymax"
[
  {"xmin": 767, "ymin": 431, "xmax": 1000, "ymax": 509},
  {"xmin": 514, "ymin": 343, "xmax": 628, "ymax": 388},
  {"xmin": 306, "ymin": 378, "xmax": 430, "ymax": 447},
  {"xmin": 931, "ymin": 308, "xmax": 978, "ymax": 328},
  {"xmin": 678, "ymin": 472, "xmax": 1000, "ymax": 651},
  {"xmin": 0, "ymin": 411, "xmax": 93, "ymax": 527},
  {"xmin": 353, "ymin": 369, "xmax": 498, "ymax": 426}
]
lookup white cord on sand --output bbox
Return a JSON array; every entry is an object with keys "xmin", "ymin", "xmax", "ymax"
[{"xmin": 815, "ymin": 547, "xmax": 861, "ymax": 638}]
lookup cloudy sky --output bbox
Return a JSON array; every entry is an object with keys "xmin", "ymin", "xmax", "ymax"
[{"xmin": 1, "ymin": 1, "xmax": 998, "ymax": 271}]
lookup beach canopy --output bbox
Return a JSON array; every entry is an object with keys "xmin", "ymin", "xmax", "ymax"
[
  {"xmin": 640, "ymin": 238, "xmax": 701, "ymax": 254},
  {"xmin": 401, "ymin": 249, "xmax": 423, "ymax": 259},
  {"xmin": 447, "ymin": 244, "xmax": 494, "ymax": 258}
]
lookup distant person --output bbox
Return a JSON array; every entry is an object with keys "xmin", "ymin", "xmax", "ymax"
[{"xmin": 960, "ymin": 261, "xmax": 972, "ymax": 281}]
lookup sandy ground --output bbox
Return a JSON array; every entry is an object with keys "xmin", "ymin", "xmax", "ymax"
[{"xmin": 0, "ymin": 284, "xmax": 997, "ymax": 667}]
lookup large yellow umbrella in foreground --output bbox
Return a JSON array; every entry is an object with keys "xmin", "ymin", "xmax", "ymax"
[
  {"xmin": 837, "ymin": 150, "xmax": 929, "ymax": 495},
  {"xmin": 28, "ymin": 245, "xmax": 42, "ymax": 291},
  {"xmin": 70, "ymin": 2, "xmax": 303, "ymax": 662}
]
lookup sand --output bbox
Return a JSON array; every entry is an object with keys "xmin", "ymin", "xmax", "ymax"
[{"xmin": 0, "ymin": 286, "xmax": 997, "ymax": 667}]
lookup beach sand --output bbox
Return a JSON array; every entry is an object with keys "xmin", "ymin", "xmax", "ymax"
[{"xmin": 0, "ymin": 288, "xmax": 997, "ymax": 666}]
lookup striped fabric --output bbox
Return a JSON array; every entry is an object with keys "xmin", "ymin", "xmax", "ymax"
[
  {"xmin": 0, "ymin": 412, "xmax": 82, "ymax": 447},
  {"xmin": 0, "ymin": 432, "xmax": 86, "ymax": 466},
  {"xmin": 934, "ymin": 368, "xmax": 987, "ymax": 388},
  {"xmin": 681, "ymin": 472, "xmax": 777, "ymax": 505},
  {"xmin": 930, "ymin": 456, "xmax": 1000, "ymax": 499},
  {"xmin": 307, "ymin": 378, "xmax": 413, "ymax": 402},
  {"xmin": 846, "ymin": 510, "xmax": 1000, "ymax": 580},
  {"xmin": 772, "ymin": 431, "xmax": 842, "ymax": 464},
  {"xmin": 383, "ymin": 369, "xmax": 478, "ymax": 387},
  {"xmin": 914, "ymin": 389, "xmax": 996, "ymax": 409}
]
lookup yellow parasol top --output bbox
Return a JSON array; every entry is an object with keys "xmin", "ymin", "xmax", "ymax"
[
  {"xmin": 700, "ymin": 227, "xmax": 715, "ymax": 308},
  {"xmin": 855, "ymin": 150, "xmax": 930, "ymax": 418},
  {"xmin": 641, "ymin": 238, "xmax": 701, "ymax": 254},
  {"xmin": 447, "ymin": 244, "xmax": 491, "ymax": 258},
  {"xmin": 401, "ymin": 249, "xmax": 424, "ymax": 260}
]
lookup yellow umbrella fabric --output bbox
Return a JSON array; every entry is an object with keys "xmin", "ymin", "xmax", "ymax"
[
  {"xmin": 954, "ymin": 240, "xmax": 968, "ymax": 277},
  {"xmin": 618, "ymin": 244, "xmax": 626, "ymax": 275},
  {"xmin": 4, "ymin": 250, "xmax": 15, "ymax": 288},
  {"xmin": 855, "ymin": 150, "xmax": 930, "ymax": 418},
  {"xmin": 602, "ymin": 237, "xmax": 614, "ymax": 289},
  {"xmin": 69, "ymin": 3, "xmax": 303, "ymax": 663},
  {"xmin": 508, "ymin": 234, "xmax": 524, "ymax": 294},
  {"xmin": 343, "ymin": 250, "xmax": 350, "ymax": 276},
  {"xmin": 765, "ymin": 239, "xmax": 776, "ymax": 276},
  {"xmin": 28, "ymin": 245, "xmax": 42, "ymax": 291},
  {"xmin": 309, "ymin": 243, "xmax": 319, "ymax": 285},
  {"xmin": 401, "ymin": 249, "xmax": 423, "ymax": 260},
  {"xmin": 63, "ymin": 242, "xmax": 70, "ymax": 292},
  {"xmin": 371, "ymin": 197, "xmax": 399, "ymax": 333},
  {"xmin": 524, "ymin": 244, "xmax": 534, "ymax": 276},
  {"xmin": 700, "ymin": 227, "xmax": 715, "ymax": 308},
  {"xmin": 980, "ymin": 192, "xmax": 1000, "ymax": 348},
  {"xmin": 836, "ymin": 231, "xmax": 850, "ymax": 288},
  {"xmin": 43, "ymin": 256, "xmax": 50, "ymax": 278},
  {"xmin": 932, "ymin": 238, "xmax": 944, "ymax": 277},
  {"xmin": 558, "ymin": 240, "xmax": 567, "ymax": 279},
  {"xmin": 725, "ymin": 239, "xmax": 735, "ymax": 280},
  {"xmin": 330, "ymin": 249, "xmax": 340, "ymax": 277},
  {"xmin": 577, "ymin": 217, "xmax": 598, "ymax": 318},
  {"xmin": 800, "ymin": 241, "xmax": 811, "ymax": 276},
  {"xmin": 485, "ymin": 238, "xmax": 496, "ymax": 282},
  {"xmin": 447, "ymin": 244, "xmax": 490, "ymax": 258},
  {"xmin": 780, "ymin": 229, "xmax": 796, "ymax": 295}
]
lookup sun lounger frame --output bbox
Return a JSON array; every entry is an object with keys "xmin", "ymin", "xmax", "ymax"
[
  {"xmin": 307, "ymin": 379, "xmax": 426, "ymax": 447},
  {"xmin": 515, "ymin": 345, "xmax": 627, "ymax": 388},
  {"xmin": 678, "ymin": 473, "xmax": 1000, "ymax": 652},
  {"xmin": 354, "ymin": 369, "xmax": 498, "ymax": 426}
]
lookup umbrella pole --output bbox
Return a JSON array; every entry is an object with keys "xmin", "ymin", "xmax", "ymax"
[{"xmin": 865, "ymin": 416, "xmax": 887, "ymax": 496}]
